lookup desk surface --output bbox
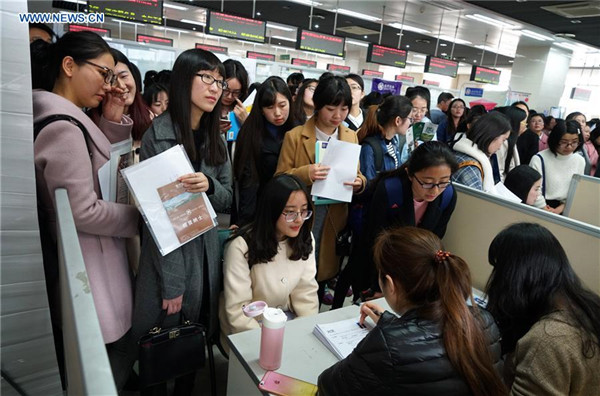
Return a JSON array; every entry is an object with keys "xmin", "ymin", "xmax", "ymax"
[{"xmin": 227, "ymin": 298, "xmax": 391, "ymax": 387}]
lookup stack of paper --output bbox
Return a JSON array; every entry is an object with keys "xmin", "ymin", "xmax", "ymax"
[{"xmin": 313, "ymin": 318, "xmax": 374, "ymax": 360}]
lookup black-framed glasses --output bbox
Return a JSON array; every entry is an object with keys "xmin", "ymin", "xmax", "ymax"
[
  {"xmin": 413, "ymin": 174, "xmax": 451, "ymax": 190},
  {"xmin": 558, "ymin": 139, "xmax": 579, "ymax": 148},
  {"xmin": 223, "ymin": 88, "xmax": 242, "ymax": 97},
  {"xmin": 82, "ymin": 60, "xmax": 117, "ymax": 86},
  {"xmin": 281, "ymin": 210, "xmax": 313, "ymax": 223},
  {"xmin": 196, "ymin": 73, "xmax": 228, "ymax": 90}
]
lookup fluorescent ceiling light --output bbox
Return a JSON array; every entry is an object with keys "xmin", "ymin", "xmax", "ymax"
[
  {"xmin": 181, "ymin": 19, "xmax": 205, "ymax": 26},
  {"xmin": 333, "ymin": 8, "xmax": 381, "ymax": 22},
  {"xmin": 389, "ymin": 23, "xmax": 430, "ymax": 34},
  {"xmin": 406, "ymin": 61, "xmax": 424, "ymax": 66},
  {"xmin": 465, "ymin": 14, "xmax": 518, "ymax": 29},
  {"xmin": 554, "ymin": 42, "xmax": 578, "ymax": 51},
  {"xmin": 439, "ymin": 35, "xmax": 471, "ymax": 45},
  {"xmin": 271, "ymin": 35, "xmax": 295, "ymax": 41},
  {"xmin": 266, "ymin": 23, "xmax": 295, "ymax": 32},
  {"xmin": 346, "ymin": 39, "xmax": 369, "ymax": 47},
  {"xmin": 64, "ymin": 0, "xmax": 87, "ymax": 4},
  {"xmin": 520, "ymin": 29, "xmax": 554, "ymax": 41},
  {"xmin": 412, "ymin": 54, "xmax": 427, "ymax": 59},
  {"xmin": 163, "ymin": 3, "xmax": 189, "ymax": 10},
  {"xmin": 112, "ymin": 19, "xmax": 144, "ymax": 26},
  {"xmin": 289, "ymin": 0, "xmax": 322, "ymax": 6}
]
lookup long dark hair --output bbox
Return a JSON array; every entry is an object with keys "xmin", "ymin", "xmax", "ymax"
[
  {"xmin": 445, "ymin": 98, "xmax": 468, "ymax": 140},
  {"xmin": 223, "ymin": 59, "xmax": 249, "ymax": 101},
  {"xmin": 234, "ymin": 174, "xmax": 314, "ymax": 267},
  {"xmin": 30, "ymin": 31, "xmax": 112, "ymax": 91},
  {"xmin": 459, "ymin": 112, "xmax": 512, "ymax": 155},
  {"xmin": 494, "ymin": 106, "xmax": 526, "ymax": 176},
  {"xmin": 548, "ymin": 119, "xmax": 584, "ymax": 155},
  {"xmin": 233, "ymin": 76, "xmax": 294, "ymax": 185},
  {"xmin": 292, "ymin": 78, "xmax": 318, "ymax": 123},
  {"xmin": 168, "ymin": 49, "xmax": 227, "ymax": 165},
  {"xmin": 503, "ymin": 165, "xmax": 541, "ymax": 203},
  {"xmin": 486, "ymin": 223, "xmax": 600, "ymax": 355},
  {"xmin": 373, "ymin": 227, "xmax": 506, "ymax": 396},
  {"xmin": 357, "ymin": 95, "xmax": 412, "ymax": 143},
  {"xmin": 142, "ymin": 83, "xmax": 168, "ymax": 109}
]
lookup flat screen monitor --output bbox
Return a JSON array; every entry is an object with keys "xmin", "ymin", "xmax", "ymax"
[
  {"xmin": 367, "ymin": 44, "xmax": 407, "ymax": 68},
  {"xmin": 195, "ymin": 44, "xmax": 228, "ymax": 55},
  {"xmin": 206, "ymin": 10, "xmax": 266, "ymax": 44},
  {"xmin": 327, "ymin": 64, "xmax": 351, "ymax": 72},
  {"xmin": 424, "ymin": 56, "xmax": 458, "ymax": 78},
  {"xmin": 422, "ymin": 79, "xmax": 440, "ymax": 86},
  {"xmin": 297, "ymin": 29, "xmax": 344, "ymax": 57},
  {"xmin": 291, "ymin": 58, "xmax": 317, "ymax": 68},
  {"xmin": 68, "ymin": 24, "xmax": 111, "ymax": 37},
  {"xmin": 136, "ymin": 34, "xmax": 173, "ymax": 47},
  {"xmin": 470, "ymin": 65, "xmax": 501, "ymax": 85},
  {"xmin": 362, "ymin": 69, "xmax": 384, "ymax": 78},
  {"xmin": 247, "ymin": 51, "xmax": 276, "ymax": 61},
  {"xmin": 395, "ymin": 75, "xmax": 414, "ymax": 82},
  {"xmin": 88, "ymin": 0, "xmax": 163, "ymax": 25}
]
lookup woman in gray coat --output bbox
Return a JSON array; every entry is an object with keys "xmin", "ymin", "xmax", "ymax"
[{"xmin": 132, "ymin": 49, "xmax": 232, "ymax": 396}]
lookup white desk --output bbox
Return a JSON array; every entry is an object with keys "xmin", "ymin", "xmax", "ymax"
[{"xmin": 225, "ymin": 299, "xmax": 390, "ymax": 396}]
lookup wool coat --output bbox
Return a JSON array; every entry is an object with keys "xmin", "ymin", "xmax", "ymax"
[
  {"xmin": 275, "ymin": 117, "xmax": 366, "ymax": 281},
  {"xmin": 132, "ymin": 113, "xmax": 232, "ymax": 340},
  {"xmin": 33, "ymin": 90, "xmax": 139, "ymax": 344}
]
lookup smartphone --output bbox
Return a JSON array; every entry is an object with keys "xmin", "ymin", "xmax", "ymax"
[{"xmin": 258, "ymin": 371, "xmax": 318, "ymax": 396}]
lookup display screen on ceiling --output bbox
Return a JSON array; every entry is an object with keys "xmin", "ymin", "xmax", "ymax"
[
  {"xmin": 195, "ymin": 44, "xmax": 228, "ymax": 55},
  {"xmin": 367, "ymin": 44, "xmax": 407, "ymax": 68},
  {"xmin": 137, "ymin": 34, "xmax": 173, "ymax": 47},
  {"xmin": 292, "ymin": 58, "xmax": 317, "ymax": 68},
  {"xmin": 247, "ymin": 51, "xmax": 276, "ymax": 61},
  {"xmin": 207, "ymin": 10, "xmax": 266, "ymax": 43},
  {"xmin": 297, "ymin": 29, "xmax": 344, "ymax": 57},
  {"xmin": 424, "ymin": 56, "xmax": 458, "ymax": 78},
  {"xmin": 327, "ymin": 64, "xmax": 351, "ymax": 72},
  {"xmin": 470, "ymin": 65, "xmax": 501, "ymax": 85},
  {"xmin": 88, "ymin": 0, "xmax": 163, "ymax": 25},
  {"xmin": 68, "ymin": 24, "xmax": 111, "ymax": 37}
]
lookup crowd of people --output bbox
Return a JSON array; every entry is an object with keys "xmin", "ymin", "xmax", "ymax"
[{"xmin": 29, "ymin": 28, "xmax": 600, "ymax": 396}]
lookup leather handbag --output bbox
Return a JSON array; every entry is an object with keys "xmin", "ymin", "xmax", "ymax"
[{"xmin": 138, "ymin": 310, "xmax": 206, "ymax": 388}]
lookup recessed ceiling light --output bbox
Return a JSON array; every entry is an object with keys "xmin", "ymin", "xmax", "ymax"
[
  {"xmin": 440, "ymin": 43, "xmax": 447, "ymax": 47},
  {"xmin": 333, "ymin": 8, "xmax": 381, "ymax": 22},
  {"xmin": 363, "ymin": 35, "xmax": 368, "ymax": 38},
  {"xmin": 256, "ymin": 11, "xmax": 261, "ymax": 16},
  {"xmin": 406, "ymin": 45, "xmax": 410, "ymax": 48},
  {"xmin": 314, "ymin": 24, "xmax": 319, "ymax": 28},
  {"xmin": 473, "ymin": 60, "xmax": 477, "ymax": 62},
  {"xmin": 509, "ymin": 60, "xmax": 514, "ymax": 63},
  {"xmin": 389, "ymin": 23, "xmax": 431, "ymax": 34},
  {"xmin": 571, "ymin": 20, "xmax": 581, "ymax": 24},
  {"xmin": 441, "ymin": 52, "xmax": 447, "ymax": 56}
]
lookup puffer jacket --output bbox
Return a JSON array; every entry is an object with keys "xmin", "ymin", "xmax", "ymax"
[{"xmin": 318, "ymin": 308, "xmax": 503, "ymax": 396}]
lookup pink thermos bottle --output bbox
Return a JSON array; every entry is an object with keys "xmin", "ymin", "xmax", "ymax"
[{"xmin": 242, "ymin": 301, "xmax": 288, "ymax": 371}]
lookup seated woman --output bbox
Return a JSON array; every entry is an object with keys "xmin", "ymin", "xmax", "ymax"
[
  {"xmin": 486, "ymin": 223, "xmax": 600, "ymax": 395},
  {"xmin": 219, "ymin": 174, "xmax": 319, "ymax": 338},
  {"xmin": 451, "ymin": 112, "xmax": 512, "ymax": 192},
  {"xmin": 503, "ymin": 165, "xmax": 542, "ymax": 207},
  {"xmin": 318, "ymin": 227, "xmax": 505, "ymax": 396}
]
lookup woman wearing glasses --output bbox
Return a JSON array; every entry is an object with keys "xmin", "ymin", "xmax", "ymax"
[
  {"xmin": 436, "ymin": 98, "xmax": 468, "ymax": 144},
  {"xmin": 32, "ymin": 31, "xmax": 138, "ymax": 389},
  {"xmin": 132, "ymin": 48, "xmax": 232, "ymax": 395},
  {"xmin": 219, "ymin": 174, "xmax": 318, "ymax": 341},
  {"xmin": 292, "ymin": 78, "xmax": 318, "ymax": 126},
  {"xmin": 529, "ymin": 119, "xmax": 585, "ymax": 214},
  {"xmin": 219, "ymin": 59, "xmax": 249, "ymax": 135}
]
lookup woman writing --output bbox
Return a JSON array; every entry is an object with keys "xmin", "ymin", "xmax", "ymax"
[{"xmin": 319, "ymin": 227, "xmax": 505, "ymax": 396}]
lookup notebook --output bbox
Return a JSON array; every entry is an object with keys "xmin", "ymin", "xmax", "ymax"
[{"xmin": 313, "ymin": 318, "xmax": 374, "ymax": 360}]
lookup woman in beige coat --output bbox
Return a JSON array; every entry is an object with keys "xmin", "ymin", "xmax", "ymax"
[{"xmin": 276, "ymin": 76, "xmax": 366, "ymax": 302}]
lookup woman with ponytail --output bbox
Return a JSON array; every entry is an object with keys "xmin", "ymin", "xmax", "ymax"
[
  {"xmin": 319, "ymin": 227, "xmax": 505, "ymax": 396},
  {"xmin": 357, "ymin": 95, "xmax": 413, "ymax": 180}
]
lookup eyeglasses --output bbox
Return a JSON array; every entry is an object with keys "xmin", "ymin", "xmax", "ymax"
[
  {"xmin": 558, "ymin": 140, "xmax": 579, "ymax": 148},
  {"xmin": 281, "ymin": 210, "xmax": 313, "ymax": 223},
  {"xmin": 411, "ymin": 108, "xmax": 428, "ymax": 115},
  {"xmin": 349, "ymin": 85, "xmax": 362, "ymax": 91},
  {"xmin": 223, "ymin": 88, "xmax": 242, "ymax": 98},
  {"xmin": 413, "ymin": 174, "xmax": 451, "ymax": 190},
  {"xmin": 82, "ymin": 60, "xmax": 117, "ymax": 86},
  {"xmin": 452, "ymin": 105, "xmax": 465, "ymax": 110},
  {"xmin": 196, "ymin": 73, "xmax": 228, "ymax": 90},
  {"xmin": 306, "ymin": 86, "xmax": 316, "ymax": 93}
]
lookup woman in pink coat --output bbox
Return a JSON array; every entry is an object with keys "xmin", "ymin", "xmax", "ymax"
[{"xmin": 32, "ymin": 31, "xmax": 138, "ymax": 389}]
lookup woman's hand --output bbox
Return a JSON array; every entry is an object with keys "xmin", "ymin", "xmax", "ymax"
[
  {"xmin": 309, "ymin": 163, "xmax": 330, "ymax": 181},
  {"xmin": 163, "ymin": 295, "xmax": 183, "ymax": 315},
  {"xmin": 219, "ymin": 117, "xmax": 232, "ymax": 134},
  {"xmin": 233, "ymin": 98, "xmax": 248, "ymax": 124},
  {"xmin": 344, "ymin": 177, "xmax": 363, "ymax": 193},
  {"xmin": 359, "ymin": 302, "xmax": 384, "ymax": 326},
  {"xmin": 102, "ymin": 85, "xmax": 128, "ymax": 123},
  {"xmin": 545, "ymin": 203, "xmax": 565, "ymax": 214},
  {"xmin": 178, "ymin": 172, "xmax": 209, "ymax": 193}
]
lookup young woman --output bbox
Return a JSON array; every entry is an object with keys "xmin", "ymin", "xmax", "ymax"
[
  {"xmin": 276, "ymin": 76, "xmax": 366, "ymax": 300},
  {"xmin": 517, "ymin": 112, "xmax": 544, "ymax": 165},
  {"xmin": 319, "ymin": 227, "xmax": 505, "ymax": 396},
  {"xmin": 486, "ymin": 223, "xmax": 600, "ymax": 395},
  {"xmin": 292, "ymin": 78, "xmax": 318, "ymax": 125},
  {"xmin": 567, "ymin": 111, "xmax": 597, "ymax": 175},
  {"xmin": 132, "ymin": 48, "xmax": 232, "ymax": 395},
  {"xmin": 436, "ymin": 98, "xmax": 467, "ymax": 144},
  {"xmin": 219, "ymin": 59, "xmax": 249, "ymax": 134},
  {"xmin": 142, "ymin": 82, "xmax": 169, "ymax": 117},
  {"xmin": 219, "ymin": 175, "xmax": 318, "ymax": 338},
  {"xmin": 494, "ymin": 106, "xmax": 526, "ymax": 182},
  {"xmin": 343, "ymin": 74, "xmax": 366, "ymax": 131},
  {"xmin": 529, "ymin": 119, "xmax": 585, "ymax": 214},
  {"xmin": 357, "ymin": 95, "xmax": 413, "ymax": 180},
  {"xmin": 542, "ymin": 115, "xmax": 556, "ymax": 147},
  {"xmin": 451, "ymin": 112, "xmax": 512, "ymax": 192},
  {"xmin": 232, "ymin": 76, "xmax": 295, "ymax": 226},
  {"xmin": 400, "ymin": 86, "xmax": 434, "ymax": 164},
  {"xmin": 32, "ymin": 31, "xmax": 138, "ymax": 389},
  {"xmin": 504, "ymin": 165, "xmax": 542, "ymax": 206}
]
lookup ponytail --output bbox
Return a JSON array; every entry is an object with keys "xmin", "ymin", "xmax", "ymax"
[
  {"xmin": 357, "ymin": 95, "xmax": 412, "ymax": 143},
  {"xmin": 357, "ymin": 104, "xmax": 382, "ymax": 143}
]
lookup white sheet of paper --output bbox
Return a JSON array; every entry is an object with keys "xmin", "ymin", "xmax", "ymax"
[
  {"xmin": 121, "ymin": 145, "xmax": 217, "ymax": 256},
  {"xmin": 311, "ymin": 138, "xmax": 361, "ymax": 203},
  {"xmin": 98, "ymin": 161, "xmax": 110, "ymax": 201},
  {"xmin": 491, "ymin": 182, "xmax": 522, "ymax": 203}
]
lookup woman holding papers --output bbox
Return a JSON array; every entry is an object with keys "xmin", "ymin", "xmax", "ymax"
[
  {"xmin": 318, "ymin": 227, "xmax": 505, "ymax": 396},
  {"xmin": 486, "ymin": 223, "xmax": 600, "ymax": 395},
  {"xmin": 32, "ymin": 31, "xmax": 139, "ymax": 389},
  {"xmin": 219, "ymin": 175, "xmax": 319, "ymax": 341},
  {"xmin": 132, "ymin": 48, "xmax": 232, "ymax": 395},
  {"xmin": 276, "ymin": 76, "xmax": 366, "ymax": 302}
]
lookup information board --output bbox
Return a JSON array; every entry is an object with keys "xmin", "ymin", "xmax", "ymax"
[
  {"xmin": 395, "ymin": 75, "xmax": 414, "ymax": 82},
  {"xmin": 362, "ymin": 69, "xmax": 384, "ymax": 78},
  {"xmin": 88, "ymin": 0, "xmax": 163, "ymax": 25},
  {"xmin": 470, "ymin": 65, "xmax": 501, "ymax": 85},
  {"xmin": 422, "ymin": 79, "xmax": 440, "ymax": 86},
  {"xmin": 297, "ymin": 29, "xmax": 344, "ymax": 57},
  {"xmin": 367, "ymin": 44, "xmax": 407, "ymax": 68},
  {"xmin": 247, "ymin": 51, "xmax": 275, "ymax": 61},
  {"xmin": 195, "ymin": 44, "xmax": 228, "ymax": 55},
  {"xmin": 424, "ymin": 56, "xmax": 458, "ymax": 78},
  {"xmin": 570, "ymin": 87, "xmax": 592, "ymax": 101},
  {"xmin": 291, "ymin": 58, "xmax": 317, "ymax": 68},
  {"xmin": 68, "ymin": 24, "xmax": 111, "ymax": 37},
  {"xmin": 207, "ymin": 10, "xmax": 266, "ymax": 43},
  {"xmin": 137, "ymin": 34, "xmax": 173, "ymax": 47},
  {"xmin": 327, "ymin": 64, "xmax": 351, "ymax": 72}
]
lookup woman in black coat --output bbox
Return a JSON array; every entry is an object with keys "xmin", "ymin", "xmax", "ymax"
[{"xmin": 319, "ymin": 227, "xmax": 505, "ymax": 396}]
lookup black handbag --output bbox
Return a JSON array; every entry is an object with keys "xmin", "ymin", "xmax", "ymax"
[{"xmin": 138, "ymin": 310, "xmax": 206, "ymax": 388}]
